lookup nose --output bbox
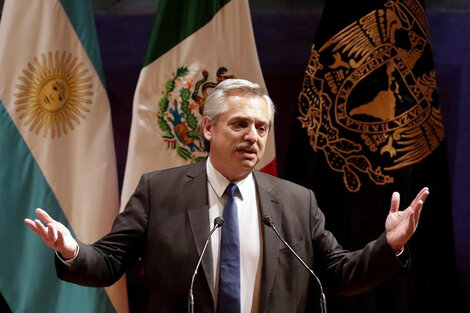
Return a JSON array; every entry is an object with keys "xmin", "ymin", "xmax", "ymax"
[{"xmin": 244, "ymin": 124, "xmax": 258, "ymax": 143}]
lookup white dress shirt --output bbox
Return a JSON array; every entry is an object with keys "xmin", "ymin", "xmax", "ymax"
[{"xmin": 206, "ymin": 158, "xmax": 263, "ymax": 313}]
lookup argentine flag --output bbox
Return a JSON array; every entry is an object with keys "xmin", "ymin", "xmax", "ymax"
[{"xmin": 0, "ymin": 0, "xmax": 128, "ymax": 312}]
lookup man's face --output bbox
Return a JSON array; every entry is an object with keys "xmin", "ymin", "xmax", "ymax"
[{"xmin": 203, "ymin": 93, "xmax": 270, "ymax": 182}]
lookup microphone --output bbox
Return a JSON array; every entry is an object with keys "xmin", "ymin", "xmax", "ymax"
[
  {"xmin": 263, "ymin": 215, "xmax": 327, "ymax": 313},
  {"xmin": 188, "ymin": 217, "xmax": 224, "ymax": 313}
]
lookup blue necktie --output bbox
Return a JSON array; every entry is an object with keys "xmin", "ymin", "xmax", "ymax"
[{"xmin": 217, "ymin": 183, "xmax": 240, "ymax": 313}]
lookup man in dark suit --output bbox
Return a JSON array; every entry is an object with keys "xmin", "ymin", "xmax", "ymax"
[{"xmin": 25, "ymin": 79, "xmax": 428, "ymax": 313}]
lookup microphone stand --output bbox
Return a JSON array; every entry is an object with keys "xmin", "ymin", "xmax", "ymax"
[
  {"xmin": 188, "ymin": 217, "xmax": 224, "ymax": 313},
  {"xmin": 263, "ymin": 215, "xmax": 327, "ymax": 313}
]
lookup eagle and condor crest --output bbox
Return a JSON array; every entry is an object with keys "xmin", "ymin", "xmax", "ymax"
[{"xmin": 298, "ymin": 0, "xmax": 445, "ymax": 192}]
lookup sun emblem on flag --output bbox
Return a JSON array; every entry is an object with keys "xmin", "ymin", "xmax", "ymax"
[
  {"xmin": 14, "ymin": 51, "xmax": 93, "ymax": 138},
  {"xmin": 157, "ymin": 66, "xmax": 235, "ymax": 162}
]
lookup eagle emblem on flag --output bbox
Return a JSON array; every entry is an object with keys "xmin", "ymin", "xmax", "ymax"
[{"xmin": 156, "ymin": 66, "xmax": 235, "ymax": 162}]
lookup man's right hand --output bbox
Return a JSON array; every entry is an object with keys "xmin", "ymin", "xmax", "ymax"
[{"xmin": 24, "ymin": 208, "xmax": 78, "ymax": 260}]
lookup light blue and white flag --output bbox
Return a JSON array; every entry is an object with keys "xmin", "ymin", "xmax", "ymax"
[{"xmin": 0, "ymin": 0, "xmax": 128, "ymax": 312}]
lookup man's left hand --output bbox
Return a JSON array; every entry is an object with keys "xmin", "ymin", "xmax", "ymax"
[{"xmin": 385, "ymin": 187, "xmax": 429, "ymax": 252}]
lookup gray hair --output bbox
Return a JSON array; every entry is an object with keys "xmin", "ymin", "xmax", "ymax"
[{"xmin": 201, "ymin": 79, "xmax": 275, "ymax": 151}]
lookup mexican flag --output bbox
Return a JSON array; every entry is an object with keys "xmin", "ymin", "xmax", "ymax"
[
  {"xmin": 121, "ymin": 0, "xmax": 276, "ymax": 209},
  {"xmin": 0, "ymin": 0, "xmax": 127, "ymax": 312}
]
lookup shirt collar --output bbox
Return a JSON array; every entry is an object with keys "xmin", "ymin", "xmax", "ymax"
[{"xmin": 206, "ymin": 157, "xmax": 254, "ymax": 200}]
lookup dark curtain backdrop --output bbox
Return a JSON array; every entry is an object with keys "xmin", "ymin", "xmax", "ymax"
[
  {"xmin": 93, "ymin": 10, "xmax": 470, "ymax": 312},
  {"xmin": 95, "ymin": 9, "xmax": 469, "ymax": 313},
  {"xmin": 284, "ymin": 1, "xmax": 458, "ymax": 312},
  {"xmin": 1, "ymin": 8, "xmax": 468, "ymax": 313}
]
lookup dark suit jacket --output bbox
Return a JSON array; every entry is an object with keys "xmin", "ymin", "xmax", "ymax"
[{"xmin": 57, "ymin": 160, "xmax": 406, "ymax": 313}]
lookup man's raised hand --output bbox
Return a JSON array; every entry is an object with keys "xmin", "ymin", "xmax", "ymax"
[
  {"xmin": 385, "ymin": 187, "xmax": 429, "ymax": 252},
  {"xmin": 24, "ymin": 208, "xmax": 78, "ymax": 260}
]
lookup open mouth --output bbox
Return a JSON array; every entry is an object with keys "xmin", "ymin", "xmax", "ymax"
[
  {"xmin": 237, "ymin": 147, "xmax": 257, "ymax": 159},
  {"xmin": 234, "ymin": 142, "xmax": 259, "ymax": 159}
]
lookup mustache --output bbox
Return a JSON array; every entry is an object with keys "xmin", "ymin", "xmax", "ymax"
[{"xmin": 234, "ymin": 141, "xmax": 259, "ymax": 153}]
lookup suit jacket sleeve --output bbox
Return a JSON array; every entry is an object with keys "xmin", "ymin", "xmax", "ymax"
[
  {"xmin": 56, "ymin": 174, "xmax": 151, "ymax": 286},
  {"xmin": 307, "ymin": 188, "xmax": 408, "ymax": 295},
  {"xmin": 255, "ymin": 171, "xmax": 409, "ymax": 310}
]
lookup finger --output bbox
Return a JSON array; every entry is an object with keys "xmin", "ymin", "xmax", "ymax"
[
  {"xmin": 57, "ymin": 230, "xmax": 66, "ymax": 251},
  {"xmin": 413, "ymin": 200, "xmax": 424, "ymax": 228},
  {"xmin": 25, "ymin": 218, "xmax": 42, "ymax": 234},
  {"xmin": 47, "ymin": 224, "xmax": 58, "ymax": 247},
  {"xmin": 24, "ymin": 218, "xmax": 37, "ymax": 230},
  {"xmin": 411, "ymin": 187, "xmax": 429, "ymax": 208},
  {"xmin": 32, "ymin": 220, "xmax": 50, "ymax": 244},
  {"xmin": 35, "ymin": 208, "xmax": 55, "ymax": 224},
  {"xmin": 390, "ymin": 191, "xmax": 400, "ymax": 213},
  {"xmin": 34, "ymin": 219, "xmax": 48, "ymax": 236},
  {"xmin": 419, "ymin": 189, "xmax": 430, "ymax": 204}
]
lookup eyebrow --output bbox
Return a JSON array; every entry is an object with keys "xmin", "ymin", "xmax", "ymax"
[{"xmin": 228, "ymin": 115, "xmax": 269, "ymax": 124}]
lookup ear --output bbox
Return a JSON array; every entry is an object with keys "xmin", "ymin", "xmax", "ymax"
[{"xmin": 203, "ymin": 116, "xmax": 212, "ymax": 142}]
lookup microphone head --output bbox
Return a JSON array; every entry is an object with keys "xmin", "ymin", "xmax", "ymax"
[
  {"xmin": 214, "ymin": 216, "xmax": 224, "ymax": 227},
  {"xmin": 263, "ymin": 215, "xmax": 274, "ymax": 227}
]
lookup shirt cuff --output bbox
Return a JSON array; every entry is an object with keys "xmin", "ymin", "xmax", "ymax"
[
  {"xmin": 395, "ymin": 245, "xmax": 410, "ymax": 268},
  {"xmin": 395, "ymin": 247, "xmax": 404, "ymax": 257},
  {"xmin": 55, "ymin": 244, "xmax": 79, "ymax": 268}
]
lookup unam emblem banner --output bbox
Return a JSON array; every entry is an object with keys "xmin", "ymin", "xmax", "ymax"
[
  {"xmin": 286, "ymin": 0, "xmax": 458, "ymax": 313},
  {"xmin": 298, "ymin": 0, "xmax": 445, "ymax": 192}
]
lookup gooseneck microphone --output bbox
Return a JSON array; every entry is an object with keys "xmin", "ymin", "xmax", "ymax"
[
  {"xmin": 188, "ymin": 217, "xmax": 224, "ymax": 313},
  {"xmin": 263, "ymin": 215, "xmax": 327, "ymax": 313}
]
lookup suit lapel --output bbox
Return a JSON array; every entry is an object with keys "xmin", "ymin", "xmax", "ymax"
[
  {"xmin": 254, "ymin": 171, "xmax": 282, "ymax": 313},
  {"xmin": 184, "ymin": 165, "xmax": 283, "ymax": 309},
  {"xmin": 185, "ymin": 160, "xmax": 216, "ymax": 300}
]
